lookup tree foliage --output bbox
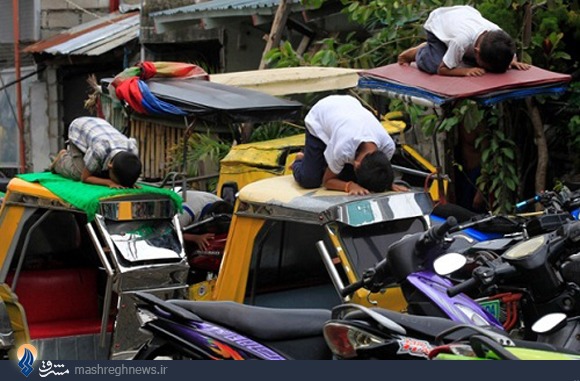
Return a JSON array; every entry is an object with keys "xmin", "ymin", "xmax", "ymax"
[{"xmin": 265, "ymin": 0, "xmax": 579, "ymax": 213}]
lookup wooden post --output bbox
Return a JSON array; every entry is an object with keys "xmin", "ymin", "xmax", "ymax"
[{"xmin": 258, "ymin": 0, "xmax": 291, "ymax": 70}]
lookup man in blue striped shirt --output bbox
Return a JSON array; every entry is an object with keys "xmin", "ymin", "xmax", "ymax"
[{"xmin": 50, "ymin": 117, "xmax": 142, "ymax": 188}]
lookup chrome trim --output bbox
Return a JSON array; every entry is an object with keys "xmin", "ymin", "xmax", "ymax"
[
  {"xmin": 0, "ymin": 299, "xmax": 14, "ymax": 351},
  {"xmin": 86, "ymin": 222, "xmax": 116, "ymax": 348},
  {"xmin": 87, "ymin": 223, "xmax": 115, "ymax": 276},
  {"xmin": 237, "ymin": 191, "xmax": 433, "ymax": 227},
  {"xmin": 11, "ymin": 210, "xmax": 52, "ymax": 288},
  {"xmin": 99, "ymin": 198, "xmax": 176, "ymax": 221},
  {"xmin": 316, "ymin": 240, "xmax": 347, "ymax": 302}
]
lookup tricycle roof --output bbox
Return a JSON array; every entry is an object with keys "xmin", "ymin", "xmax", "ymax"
[
  {"xmin": 4, "ymin": 176, "xmax": 181, "ymax": 221},
  {"xmin": 236, "ymin": 175, "xmax": 433, "ymax": 227}
]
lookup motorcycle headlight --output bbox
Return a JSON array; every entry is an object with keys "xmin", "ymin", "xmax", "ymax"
[
  {"xmin": 455, "ymin": 304, "xmax": 492, "ymax": 327},
  {"xmin": 503, "ymin": 235, "xmax": 545, "ymax": 260}
]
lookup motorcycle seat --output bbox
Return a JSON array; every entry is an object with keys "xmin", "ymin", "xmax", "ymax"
[{"xmin": 170, "ymin": 300, "xmax": 331, "ymax": 340}]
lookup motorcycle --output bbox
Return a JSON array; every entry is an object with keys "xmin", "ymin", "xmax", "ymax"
[
  {"xmin": 323, "ymin": 303, "xmax": 580, "ymax": 360},
  {"xmin": 445, "ymin": 219, "xmax": 580, "ymax": 351},
  {"xmin": 333, "ymin": 216, "xmax": 503, "ymax": 330},
  {"xmin": 131, "ymin": 291, "xmax": 333, "ymax": 360},
  {"xmin": 132, "ymin": 291, "xmax": 571, "ymax": 360},
  {"xmin": 431, "ymin": 186, "xmax": 580, "ymax": 244},
  {"xmin": 132, "ymin": 217, "xmax": 580, "ymax": 360}
]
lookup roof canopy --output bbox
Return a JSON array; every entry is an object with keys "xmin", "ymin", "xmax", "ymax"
[
  {"xmin": 151, "ymin": 0, "xmax": 306, "ymax": 32},
  {"xmin": 24, "ymin": 12, "xmax": 139, "ymax": 56},
  {"xmin": 102, "ymin": 77, "xmax": 303, "ymax": 123},
  {"xmin": 358, "ymin": 64, "xmax": 572, "ymax": 108},
  {"xmin": 210, "ymin": 66, "xmax": 360, "ymax": 96},
  {"xmin": 237, "ymin": 175, "xmax": 433, "ymax": 227}
]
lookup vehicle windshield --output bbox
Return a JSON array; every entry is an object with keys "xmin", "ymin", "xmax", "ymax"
[
  {"xmin": 103, "ymin": 219, "xmax": 184, "ymax": 264},
  {"xmin": 338, "ymin": 217, "xmax": 427, "ymax": 277}
]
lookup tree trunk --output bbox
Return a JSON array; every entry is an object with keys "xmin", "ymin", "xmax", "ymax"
[
  {"xmin": 259, "ymin": 0, "xmax": 290, "ymax": 70},
  {"xmin": 526, "ymin": 98, "xmax": 547, "ymax": 201}
]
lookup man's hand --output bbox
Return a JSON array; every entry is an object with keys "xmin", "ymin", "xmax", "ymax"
[
  {"xmin": 438, "ymin": 64, "xmax": 486, "ymax": 77},
  {"xmin": 464, "ymin": 67, "xmax": 486, "ymax": 77},
  {"xmin": 107, "ymin": 180, "xmax": 125, "ymax": 189},
  {"xmin": 185, "ymin": 233, "xmax": 215, "ymax": 251},
  {"xmin": 346, "ymin": 182, "xmax": 370, "ymax": 195},
  {"xmin": 510, "ymin": 60, "xmax": 531, "ymax": 71},
  {"xmin": 392, "ymin": 183, "xmax": 409, "ymax": 192}
]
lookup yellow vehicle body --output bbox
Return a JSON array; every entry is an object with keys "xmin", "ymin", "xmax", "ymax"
[
  {"xmin": 193, "ymin": 175, "xmax": 435, "ymax": 313},
  {"xmin": 0, "ymin": 176, "xmax": 187, "ymax": 360}
]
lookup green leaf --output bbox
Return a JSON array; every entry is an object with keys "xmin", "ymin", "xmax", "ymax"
[
  {"xmin": 482, "ymin": 149, "xmax": 490, "ymax": 163},
  {"xmin": 501, "ymin": 148, "xmax": 515, "ymax": 160}
]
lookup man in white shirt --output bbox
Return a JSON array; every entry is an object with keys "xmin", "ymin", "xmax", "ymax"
[
  {"xmin": 176, "ymin": 190, "xmax": 232, "ymax": 250},
  {"xmin": 398, "ymin": 5, "xmax": 529, "ymax": 76},
  {"xmin": 292, "ymin": 95, "xmax": 399, "ymax": 195}
]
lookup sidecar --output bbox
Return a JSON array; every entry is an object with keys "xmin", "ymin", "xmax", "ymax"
[
  {"xmin": 0, "ymin": 174, "xmax": 188, "ymax": 360},
  {"xmin": 190, "ymin": 175, "xmax": 434, "ymax": 314}
]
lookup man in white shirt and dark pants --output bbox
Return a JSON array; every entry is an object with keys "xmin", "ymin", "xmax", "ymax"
[{"xmin": 292, "ymin": 95, "xmax": 402, "ymax": 195}]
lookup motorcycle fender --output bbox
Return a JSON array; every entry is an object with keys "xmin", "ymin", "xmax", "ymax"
[{"xmin": 407, "ymin": 272, "xmax": 503, "ymax": 330}]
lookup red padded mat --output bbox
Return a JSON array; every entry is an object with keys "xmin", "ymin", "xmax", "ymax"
[{"xmin": 360, "ymin": 64, "xmax": 571, "ymax": 99}]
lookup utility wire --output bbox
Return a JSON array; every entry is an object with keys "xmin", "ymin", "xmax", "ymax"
[{"xmin": 63, "ymin": 0, "xmax": 113, "ymax": 23}]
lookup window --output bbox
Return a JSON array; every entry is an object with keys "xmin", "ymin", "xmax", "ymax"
[
  {"xmin": 339, "ymin": 217, "xmax": 427, "ymax": 278},
  {"xmin": 245, "ymin": 220, "xmax": 341, "ymax": 309},
  {"xmin": 0, "ymin": 0, "xmax": 40, "ymax": 43}
]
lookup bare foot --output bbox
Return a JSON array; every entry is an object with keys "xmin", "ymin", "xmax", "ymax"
[
  {"xmin": 289, "ymin": 152, "xmax": 304, "ymax": 170},
  {"xmin": 397, "ymin": 43, "xmax": 426, "ymax": 66},
  {"xmin": 49, "ymin": 149, "xmax": 67, "ymax": 170}
]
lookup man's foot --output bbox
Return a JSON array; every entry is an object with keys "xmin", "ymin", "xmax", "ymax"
[
  {"xmin": 397, "ymin": 43, "xmax": 426, "ymax": 66},
  {"xmin": 289, "ymin": 152, "xmax": 304, "ymax": 170},
  {"xmin": 49, "ymin": 149, "xmax": 66, "ymax": 171}
]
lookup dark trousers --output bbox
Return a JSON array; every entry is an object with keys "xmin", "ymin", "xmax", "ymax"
[
  {"xmin": 292, "ymin": 129, "xmax": 327, "ymax": 188},
  {"xmin": 416, "ymin": 30, "xmax": 448, "ymax": 74},
  {"xmin": 292, "ymin": 129, "xmax": 356, "ymax": 189}
]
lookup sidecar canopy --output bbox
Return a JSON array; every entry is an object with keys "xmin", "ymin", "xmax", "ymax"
[{"xmin": 357, "ymin": 64, "xmax": 572, "ymax": 108}]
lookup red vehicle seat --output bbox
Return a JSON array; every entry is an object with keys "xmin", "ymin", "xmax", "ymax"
[{"xmin": 6, "ymin": 268, "xmax": 111, "ymax": 339}]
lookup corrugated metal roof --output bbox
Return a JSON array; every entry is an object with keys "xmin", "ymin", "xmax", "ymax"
[
  {"xmin": 24, "ymin": 12, "xmax": 139, "ymax": 56},
  {"xmin": 152, "ymin": 0, "xmax": 300, "ymax": 17}
]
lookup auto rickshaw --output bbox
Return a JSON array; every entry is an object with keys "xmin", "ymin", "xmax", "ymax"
[
  {"xmin": 0, "ymin": 174, "xmax": 187, "ymax": 360},
  {"xmin": 188, "ymin": 175, "xmax": 434, "ymax": 314}
]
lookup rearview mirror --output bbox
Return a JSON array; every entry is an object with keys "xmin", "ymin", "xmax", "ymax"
[
  {"xmin": 531, "ymin": 313, "xmax": 567, "ymax": 334},
  {"xmin": 433, "ymin": 253, "xmax": 467, "ymax": 275}
]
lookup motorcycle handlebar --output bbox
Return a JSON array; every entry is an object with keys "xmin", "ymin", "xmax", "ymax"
[
  {"xmin": 340, "ymin": 278, "xmax": 365, "ymax": 298},
  {"xmin": 342, "ymin": 217, "xmax": 459, "ymax": 297},
  {"xmin": 420, "ymin": 216, "xmax": 458, "ymax": 247},
  {"xmin": 433, "ymin": 216, "xmax": 458, "ymax": 240},
  {"xmin": 515, "ymin": 195, "xmax": 541, "ymax": 210},
  {"xmin": 446, "ymin": 262, "xmax": 517, "ymax": 298},
  {"xmin": 447, "ymin": 277, "xmax": 479, "ymax": 297}
]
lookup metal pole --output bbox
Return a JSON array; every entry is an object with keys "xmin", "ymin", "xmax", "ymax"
[{"xmin": 13, "ymin": 0, "xmax": 25, "ymax": 173}]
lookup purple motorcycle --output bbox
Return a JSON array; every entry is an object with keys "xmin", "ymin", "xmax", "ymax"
[{"xmin": 337, "ymin": 217, "xmax": 503, "ymax": 330}]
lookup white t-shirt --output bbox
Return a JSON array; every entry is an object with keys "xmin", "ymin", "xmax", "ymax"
[
  {"xmin": 424, "ymin": 5, "xmax": 501, "ymax": 69},
  {"xmin": 177, "ymin": 190, "xmax": 223, "ymax": 227},
  {"xmin": 304, "ymin": 95, "xmax": 396, "ymax": 175}
]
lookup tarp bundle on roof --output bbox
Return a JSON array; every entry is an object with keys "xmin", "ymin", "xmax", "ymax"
[
  {"xmin": 104, "ymin": 61, "xmax": 303, "ymax": 123},
  {"xmin": 109, "ymin": 61, "xmax": 210, "ymax": 116}
]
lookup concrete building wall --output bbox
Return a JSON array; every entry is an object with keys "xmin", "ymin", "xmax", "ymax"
[
  {"xmin": 40, "ymin": 0, "xmax": 109, "ymax": 39},
  {"xmin": 29, "ymin": 80, "xmax": 50, "ymax": 171}
]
